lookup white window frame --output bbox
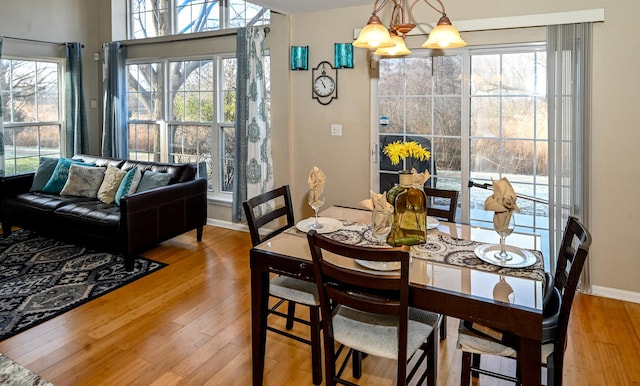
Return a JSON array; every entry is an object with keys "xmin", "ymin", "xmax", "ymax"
[
  {"xmin": 1, "ymin": 56, "xmax": 64, "ymax": 175},
  {"xmin": 372, "ymin": 43, "xmax": 552, "ymax": 265},
  {"xmin": 127, "ymin": 54, "xmax": 235, "ymax": 197},
  {"xmin": 127, "ymin": 0, "xmax": 269, "ymax": 40}
]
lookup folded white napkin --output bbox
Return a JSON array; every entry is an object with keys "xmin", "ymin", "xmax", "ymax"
[
  {"xmin": 409, "ymin": 168, "xmax": 430, "ymax": 189},
  {"xmin": 308, "ymin": 166, "xmax": 326, "ymax": 191},
  {"xmin": 484, "ymin": 177, "xmax": 520, "ymax": 232},
  {"xmin": 359, "ymin": 190, "xmax": 393, "ymax": 212}
]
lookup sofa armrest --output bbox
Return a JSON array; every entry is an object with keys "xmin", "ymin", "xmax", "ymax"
[
  {"xmin": 119, "ymin": 178, "xmax": 208, "ymax": 254},
  {"xmin": 0, "ymin": 173, "xmax": 35, "ymax": 197}
]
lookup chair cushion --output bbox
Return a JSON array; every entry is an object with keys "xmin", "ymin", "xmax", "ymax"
[
  {"xmin": 457, "ymin": 321, "xmax": 518, "ymax": 358},
  {"xmin": 269, "ymin": 276, "xmax": 319, "ymax": 306},
  {"xmin": 332, "ymin": 306, "xmax": 435, "ymax": 360}
]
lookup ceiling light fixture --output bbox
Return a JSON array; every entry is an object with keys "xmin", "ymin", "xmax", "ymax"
[{"xmin": 353, "ymin": 0, "xmax": 466, "ymax": 57}]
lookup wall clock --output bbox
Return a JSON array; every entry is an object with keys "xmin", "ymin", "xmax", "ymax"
[{"xmin": 312, "ymin": 61, "xmax": 338, "ymax": 105}]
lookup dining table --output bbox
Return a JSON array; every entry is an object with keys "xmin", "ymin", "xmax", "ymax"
[{"xmin": 250, "ymin": 205, "xmax": 545, "ymax": 386}]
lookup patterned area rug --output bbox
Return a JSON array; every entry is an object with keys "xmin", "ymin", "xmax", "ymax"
[
  {"xmin": 0, "ymin": 229, "xmax": 167, "ymax": 341},
  {"xmin": 0, "ymin": 353, "xmax": 53, "ymax": 385}
]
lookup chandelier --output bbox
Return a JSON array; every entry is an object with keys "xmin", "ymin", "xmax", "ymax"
[{"xmin": 352, "ymin": 0, "xmax": 466, "ymax": 56}]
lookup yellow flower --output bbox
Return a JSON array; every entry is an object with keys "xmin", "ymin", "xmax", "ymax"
[{"xmin": 382, "ymin": 141, "xmax": 431, "ymax": 166}]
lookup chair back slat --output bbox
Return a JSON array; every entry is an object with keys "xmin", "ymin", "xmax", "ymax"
[
  {"xmin": 242, "ymin": 185, "xmax": 295, "ymax": 246},
  {"xmin": 424, "ymin": 187, "xmax": 459, "ymax": 222}
]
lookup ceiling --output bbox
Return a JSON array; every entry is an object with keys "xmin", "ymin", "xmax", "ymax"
[{"xmin": 252, "ymin": 0, "xmax": 372, "ymax": 15}]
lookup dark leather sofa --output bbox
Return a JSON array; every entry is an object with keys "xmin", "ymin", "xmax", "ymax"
[{"xmin": 0, "ymin": 154, "xmax": 208, "ymax": 271}]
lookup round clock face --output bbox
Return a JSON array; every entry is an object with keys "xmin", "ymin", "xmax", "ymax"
[{"xmin": 313, "ymin": 75, "xmax": 336, "ymax": 97}]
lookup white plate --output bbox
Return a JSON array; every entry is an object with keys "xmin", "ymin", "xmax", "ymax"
[
  {"xmin": 355, "ymin": 259, "xmax": 401, "ymax": 271},
  {"xmin": 427, "ymin": 216, "xmax": 440, "ymax": 230},
  {"xmin": 296, "ymin": 217, "xmax": 343, "ymax": 234},
  {"xmin": 474, "ymin": 244, "xmax": 537, "ymax": 268}
]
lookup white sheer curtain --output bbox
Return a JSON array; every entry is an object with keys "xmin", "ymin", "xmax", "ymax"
[{"xmin": 547, "ymin": 23, "xmax": 592, "ymax": 288}]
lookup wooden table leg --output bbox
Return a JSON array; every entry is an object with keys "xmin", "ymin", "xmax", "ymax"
[
  {"xmin": 518, "ymin": 336, "xmax": 542, "ymax": 386},
  {"xmin": 251, "ymin": 264, "xmax": 270, "ymax": 386}
]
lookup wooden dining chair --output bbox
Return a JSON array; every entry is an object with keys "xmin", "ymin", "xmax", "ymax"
[
  {"xmin": 424, "ymin": 187, "xmax": 459, "ymax": 340},
  {"xmin": 424, "ymin": 187, "xmax": 459, "ymax": 223},
  {"xmin": 242, "ymin": 185, "xmax": 323, "ymax": 385},
  {"xmin": 457, "ymin": 216, "xmax": 592, "ymax": 386},
  {"xmin": 307, "ymin": 230, "xmax": 441, "ymax": 386}
]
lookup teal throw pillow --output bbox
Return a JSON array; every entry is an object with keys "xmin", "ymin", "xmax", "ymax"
[
  {"xmin": 30, "ymin": 157, "xmax": 60, "ymax": 192},
  {"xmin": 135, "ymin": 170, "xmax": 172, "ymax": 193},
  {"xmin": 42, "ymin": 158, "xmax": 95, "ymax": 194},
  {"xmin": 115, "ymin": 167, "xmax": 143, "ymax": 206}
]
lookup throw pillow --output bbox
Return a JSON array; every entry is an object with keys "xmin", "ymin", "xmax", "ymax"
[
  {"xmin": 29, "ymin": 157, "xmax": 59, "ymax": 192},
  {"xmin": 115, "ymin": 167, "xmax": 142, "ymax": 206},
  {"xmin": 136, "ymin": 170, "xmax": 172, "ymax": 193},
  {"xmin": 97, "ymin": 165, "xmax": 127, "ymax": 204},
  {"xmin": 60, "ymin": 164, "xmax": 106, "ymax": 198},
  {"xmin": 42, "ymin": 158, "xmax": 94, "ymax": 194}
]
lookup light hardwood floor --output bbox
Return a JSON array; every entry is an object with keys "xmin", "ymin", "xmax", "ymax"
[{"xmin": 0, "ymin": 225, "xmax": 638, "ymax": 385}]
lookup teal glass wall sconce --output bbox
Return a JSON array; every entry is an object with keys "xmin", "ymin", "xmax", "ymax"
[
  {"xmin": 291, "ymin": 46, "xmax": 309, "ymax": 70},
  {"xmin": 334, "ymin": 43, "xmax": 354, "ymax": 69}
]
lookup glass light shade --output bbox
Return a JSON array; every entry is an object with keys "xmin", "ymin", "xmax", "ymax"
[
  {"xmin": 374, "ymin": 35, "xmax": 411, "ymax": 56},
  {"xmin": 422, "ymin": 18, "xmax": 467, "ymax": 49},
  {"xmin": 353, "ymin": 15, "xmax": 395, "ymax": 49}
]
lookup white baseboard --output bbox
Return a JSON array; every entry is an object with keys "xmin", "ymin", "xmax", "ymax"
[
  {"xmin": 589, "ymin": 285, "xmax": 640, "ymax": 304},
  {"xmin": 206, "ymin": 218, "xmax": 249, "ymax": 232}
]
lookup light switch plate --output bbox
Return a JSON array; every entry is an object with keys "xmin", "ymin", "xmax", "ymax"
[{"xmin": 331, "ymin": 124, "xmax": 342, "ymax": 136}]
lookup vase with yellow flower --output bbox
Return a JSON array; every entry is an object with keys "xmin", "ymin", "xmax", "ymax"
[{"xmin": 383, "ymin": 141, "xmax": 431, "ymax": 246}]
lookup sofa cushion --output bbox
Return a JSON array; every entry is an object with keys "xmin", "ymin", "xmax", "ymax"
[
  {"xmin": 115, "ymin": 167, "xmax": 142, "ymax": 206},
  {"xmin": 30, "ymin": 157, "xmax": 60, "ymax": 192},
  {"xmin": 53, "ymin": 201, "xmax": 121, "ymax": 235},
  {"xmin": 0, "ymin": 193, "xmax": 95, "ymax": 218},
  {"xmin": 42, "ymin": 158, "xmax": 95, "ymax": 194},
  {"xmin": 120, "ymin": 160, "xmax": 191, "ymax": 184},
  {"xmin": 61, "ymin": 164, "xmax": 106, "ymax": 198},
  {"xmin": 136, "ymin": 170, "xmax": 172, "ymax": 192},
  {"xmin": 98, "ymin": 165, "xmax": 127, "ymax": 204}
]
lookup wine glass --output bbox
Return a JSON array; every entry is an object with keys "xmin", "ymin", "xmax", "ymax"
[
  {"xmin": 493, "ymin": 212, "xmax": 516, "ymax": 263},
  {"xmin": 308, "ymin": 189, "xmax": 325, "ymax": 229},
  {"xmin": 371, "ymin": 210, "xmax": 393, "ymax": 246}
]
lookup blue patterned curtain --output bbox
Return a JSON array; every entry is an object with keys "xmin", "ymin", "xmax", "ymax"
[
  {"xmin": 0, "ymin": 37, "xmax": 4, "ymax": 177},
  {"xmin": 232, "ymin": 27, "xmax": 272, "ymax": 222},
  {"xmin": 101, "ymin": 42, "xmax": 128, "ymax": 158},
  {"xmin": 65, "ymin": 42, "xmax": 89, "ymax": 156}
]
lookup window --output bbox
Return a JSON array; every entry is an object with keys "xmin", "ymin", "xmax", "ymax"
[
  {"xmin": 127, "ymin": 54, "xmax": 269, "ymax": 193},
  {"xmin": 129, "ymin": 0, "xmax": 270, "ymax": 39},
  {"xmin": 376, "ymin": 44, "xmax": 550, "ymax": 262},
  {"xmin": 0, "ymin": 58, "xmax": 62, "ymax": 175}
]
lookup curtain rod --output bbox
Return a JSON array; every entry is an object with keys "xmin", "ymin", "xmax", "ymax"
[
  {"xmin": 1, "ymin": 36, "xmax": 84, "ymax": 48},
  {"xmin": 120, "ymin": 26, "xmax": 270, "ymax": 47}
]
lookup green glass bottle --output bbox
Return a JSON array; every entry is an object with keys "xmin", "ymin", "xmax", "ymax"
[{"xmin": 386, "ymin": 172, "xmax": 427, "ymax": 246}]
